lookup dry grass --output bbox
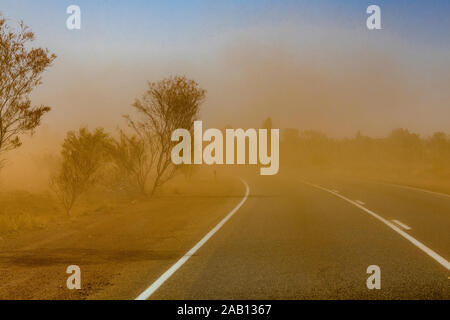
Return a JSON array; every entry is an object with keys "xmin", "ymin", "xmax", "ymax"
[
  {"xmin": 0, "ymin": 167, "xmax": 237, "ymax": 237},
  {"xmin": 0, "ymin": 191, "xmax": 60, "ymax": 235}
]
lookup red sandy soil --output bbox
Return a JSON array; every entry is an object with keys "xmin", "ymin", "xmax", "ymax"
[{"xmin": 0, "ymin": 177, "xmax": 243, "ymax": 300}]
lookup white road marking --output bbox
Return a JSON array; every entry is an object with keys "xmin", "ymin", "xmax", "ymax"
[
  {"xmin": 135, "ymin": 178, "xmax": 250, "ymax": 300},
  {"xmin": 332, "ymin": 190, "xmax": 340, "ymax": 193},
  {"xmin": 304, "ymin": 182, "xmax": 450, "ymax": 272},
  {"xmin": 382, "ymin": 183, "xmax": 450, "ymax": 199},
  {"xmin": 392, "ymin": 219, "xmax": 412, "ymax": 230},
  {"xmin": 355, "ymin": 200, "xmax": 365, "ymax": 206}
]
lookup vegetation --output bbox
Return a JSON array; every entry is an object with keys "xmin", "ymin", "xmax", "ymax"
[
  {"xmin": 126, "ymin": 76, "xmax": 206, "ymax": 195},
  {"xmin": 282, "ymin": 128, "xmax": 450, "ymax": 190},
  {"xmin": 51, "ymin": 128, "xmax": 111, "ymax": 215},
  {"xmin": 108, "ymin": 130, "xmax": 154, "ymax": 195},
  {"xmin": 0, "ymin": 15, "xmax": 56, "ymax": 170},
  {"xmin": 48, "ymin": 76, "xmax": 206, "ymax": 214}
]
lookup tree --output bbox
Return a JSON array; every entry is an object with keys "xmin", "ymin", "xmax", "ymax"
[
  {"xmin": 109, "ymin": 130, "xmax": 155, "ymax": 195},
  {"xmin": 126, "ymin": 76, "xmax": 206, "ymax": 196},
  {"xmin": 51, "ymin": 128, "xmax": 110, "ymax": 215},
  {"xmin": 428, "ymin": 132, "xmax": 450, "ymax": 171},
  {"xmin": 0, "ymin": 16, "xmax": 56, "ymax": 168},
  {"xmin": 387, "ymin": 128, "xmax": 422, "ymax": 163}
]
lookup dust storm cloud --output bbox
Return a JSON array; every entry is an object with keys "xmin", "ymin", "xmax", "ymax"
[
  {"xmin": 203, "ymin": 36, "xmax": 449, "ymax": 136},
  {"xmin": 1, "ymin": 24, "xmax": 449, "ymax": 190}
]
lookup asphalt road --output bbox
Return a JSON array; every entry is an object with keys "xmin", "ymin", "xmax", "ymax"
[
  {"xmin": 146, "ymin": 173, "xmax": 449, "ymax": 299},
  {"xmin": 1, "ymin": 172, "xmax": 448, "ymax": 299}
]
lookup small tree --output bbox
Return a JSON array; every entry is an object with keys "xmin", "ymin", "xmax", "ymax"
[
  {"xmin": 126, "ymin": 76, "xmax": 206, "ymax": 195},
  {"xmin": 51, "ymin": 128, "xmax": 110, "ymax": 215},
  {"xmin": 109, "ymin": 130, "xmax": 155, "ymax": 195},
  {"xmin": 0, "ymin": 16, "xmax": 56, "ymax": 167},
  {"xmin": 428, "ymin": 132, "xmax": 450, "ymax": 171}
]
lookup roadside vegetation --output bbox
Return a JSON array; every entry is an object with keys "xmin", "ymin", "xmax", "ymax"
[
  {"xmin": 0, "ymin": 15, "xmax": 55, "ymax": 171},
  {"xmin": 282, "ymin": 128, "xmax": 450, "ymax": 193},
  {"xmin": 0, "ymin": 16, "xmax": 212, "ymax": 233}
]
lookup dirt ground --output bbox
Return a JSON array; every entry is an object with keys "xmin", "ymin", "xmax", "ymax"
[{"xmin": 0, "ymin": 173, "xmax": 244, "ymax": 300}]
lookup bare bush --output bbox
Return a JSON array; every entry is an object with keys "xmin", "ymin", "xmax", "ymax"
[
  {"xmin": 51, "ymin": 128, "xmax": 111, "ymax": 215},
  {"xmin": 108, "ymin": 130, "xmax": 155, "ymax": 195},
  {"xmin": 126, "ymin": 76, "xmax": 206, "ymax": 196}
]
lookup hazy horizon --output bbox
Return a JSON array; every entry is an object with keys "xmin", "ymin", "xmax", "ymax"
[{"xmin": 0, "ymin": 1, "xmax": 448, "ymax": 140}]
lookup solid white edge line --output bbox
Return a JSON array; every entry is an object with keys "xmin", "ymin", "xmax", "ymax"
[
  {"xmin": 304, "ymin": 182, "xmax": 450, "ymax": 272},
  {"xmin": 135, "ymin": 178, "xmax": 250, "ymax": 300},
  {"xmin": 355, "ymin": 200, "xmax": 365, "ymax": 206},
  {"xmin": 382, "ymin": 183, "xmax": 450, "ymax": 199},
  {"xmin": 392, "ymin": 219, "xmax": 412, "ymax": 230}
]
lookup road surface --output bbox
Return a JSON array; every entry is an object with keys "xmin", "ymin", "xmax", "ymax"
[
  {"xmin": 0, "ymin": 172, "xmax": 448, "ymax": 299},
  {"xmin": 144, "ymin": 173, "xmax": 449, "ymax": 299}
]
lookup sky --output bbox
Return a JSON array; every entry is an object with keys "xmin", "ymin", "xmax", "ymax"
[{"xmin": 1, "ymin": 0, "xmax": 450, "ymax": 138}]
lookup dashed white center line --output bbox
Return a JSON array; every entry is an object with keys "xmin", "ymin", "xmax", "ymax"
[
  {"xmin": 304, "ymin": 181, "xmax": 450, "ymax": 272},
  {"xmin": 355, "ymin": 200, "xmax": 365, "ymax": 206},
  {"xmin": 392, "ymin": 219, "xmax": 412, "ymax": 230}
]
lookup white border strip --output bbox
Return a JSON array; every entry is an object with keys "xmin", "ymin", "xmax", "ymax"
[
  {"xmin": 135, "ymin": 178, "xmax": 250, "ymax": 300},
  {"xmin": 383, "ymin": 183, "xmax": 450, "ymax": 199},
  {"xmin": 304, "ymin": 182, "xmax": 450, "ymax": 272}
]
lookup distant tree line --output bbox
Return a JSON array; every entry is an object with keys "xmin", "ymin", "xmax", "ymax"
[{"xmin": 281, "ymin": 128, "xmax": 450, "ymax": 175}]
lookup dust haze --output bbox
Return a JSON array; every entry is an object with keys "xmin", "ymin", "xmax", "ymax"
[
  {"xmin": 1, "ymin": 4, "xmax": 449, "ymax": 301},
  {"xmin": 2, "ymin": 34, "xmax": 449, "ymax": 192}
]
